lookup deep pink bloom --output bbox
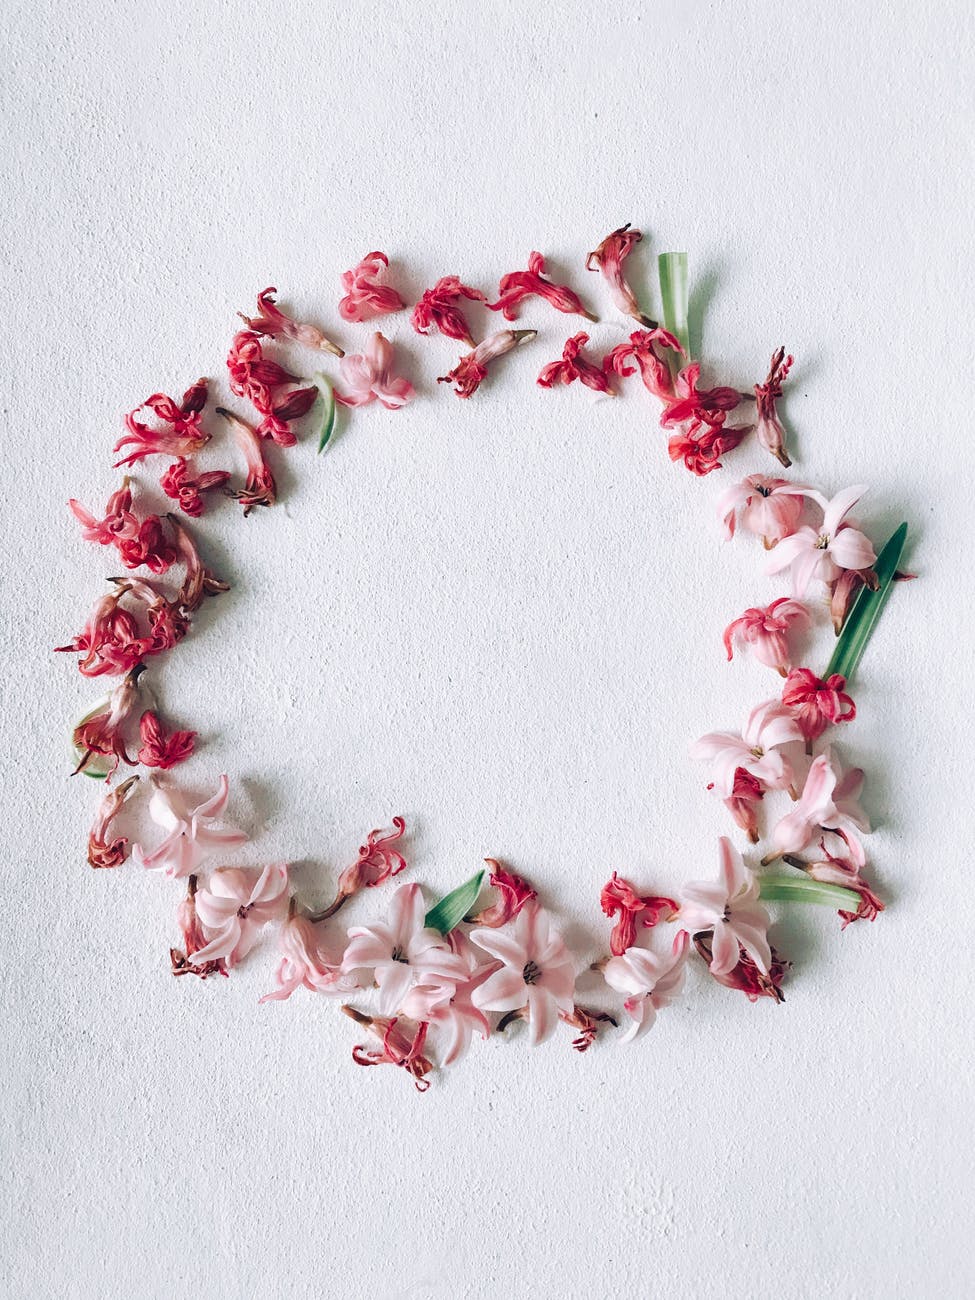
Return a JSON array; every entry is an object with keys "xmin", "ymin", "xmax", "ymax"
[
  {"xmin": 717, "ymin": 474, "xmax": 812, "ymax": 543},
  {"xmin": 226, "ymin": 330, "xmax": 300, "ymax": 410},
  {"xmin": 802, "ymin": 838, "xmax": 885, "ymax": 928},
  {"xmin": 137, "ymin": 710, "xmax": 196, "ymax": 769},
  {"xmin": 134, "ymin": 773, "xmax": 247, "ymax": 878},
  {"xmin": 465, "ymin": 860, "xmax": 537, "ymax": 928},
  {"xmin": 679, "ymin": 838, "xmax": 772, "ymax": 977},
  {"xmin": 87, "ymin": 774, "xmax": 139, "ymax": 869},
  {"xmin": 660, "ymin": 362, "xmax": 742, "ymax": 430},
  {"xmin": 312, "ymin": 817, "xmax": 407, "ymax": 920},
  {"xmin": 692, "ymin": 699, "xmax": 804, "ymax": 797},
  {"xmin": 723, "ymin": 597, "xmax": 810, "ymax": 676},
  {"xmin": 334, "ymin": 332, "xmax": 415, "ymax": 409},
  {"xmin": 693, "ymin": 933, "xmax": 788, "ymax": 1002},
  {"xmin": 338, "ymin": 251, "xmax": 405, "ymax": 323},
  {"xmin": 343, "ymin": 1007, "xmax": 434, "ymax": 1091},
  {"xmin": 537, "ymin": 332, "xmax": 614, "ymax": 394},
  {"xmin": 781, "ymin": 668, "xmax": 855, "ymax": 743},
  {"xmin": 603, "ymin": 327, "xmax": 684, "ymax": 401},
  {"xmin": 766, "ymin": 486, "xmax": 877, "ymax": 596},
  {"xmin": 160, "ymin": 458, "xmax": 231, "ymax": 517},
  {"xmin": 115, "ymin": 515, "xmax": 178, "ymax": 574},
  {"xmin": 219, "ymin": 409, "xmax": 277, "ymax": 515},
  {"xmin": 754, "ymin": 347, "xmax": 794, "ymax": 467},
  {"xmin": 73, "ymin": 666, "xmax": 143, "ymax": 775},
  {"xmin": 602, "ymin": 930, "xmax": 689, "ymax": 1041},
  {"xmin": 238, "ymin": 286, "xmax": 343, "ymax": 355},
  {"xmin": 251, "ymin": 383, "xmax": 319, "ymax": 447},
  {"xmin": 586, "ymin": 224, "xmax": 651, "ymax": 325},
  {"xmin": 766, "ymin": 748, "xmax": 869, "ymax": 860},
  {"xmin": 55, "ymin": 589, "xmax": 148, "ymax": 678},
  {"xmin": 69, "ymin": 483, "xmax": 139, "ymax": 546},
  {"xmin": 470, "ymin": 901, "xmax": 576, "ymax": 1047},
  {"xmin": 170, "ymin": 874, "xmax": 228, "ymax": 979},
  {"xmin": 191, "ymin": 864, "xmax": 290, "ymax": 968},
  {"xmin": 713, "ymin": 767, "xmax": 765, "ymax": 844},
  {"xmin": 260, "ymin": 906, "xmax": 355, "ymax": 1002},
  {"xmin": 667, "ymin": 421, "xmax": 750, "ymax": 475},
  {"xmin": 169, "ymin": 516, "xmax": 229, "ymax": 614},
  {"xmin": 438, "ymin": 329, "xmax": 536, "ymax": 398},
  {"xmin": 488, "ymin": 251, "xmax": 596, "ymax": 323},
  {"xmin": 401, "ymin": 931, "xmax": 494, "ymax": 1065},
  {"xmin": 411, "ymin": 276, "xmax": 486, "ymax": 346},
  {"xmin": 599, "ymin": 873, "xmax": 678, "ymax": 956},
  {"xmin": 113, "ymin": 381, "xmax": 211, "ymax": 467}
]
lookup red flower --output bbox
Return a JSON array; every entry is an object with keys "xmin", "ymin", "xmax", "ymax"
[
  {"xmin": 603, "ymin": 327, "xmax": 684, "ymax": 402},
  {"xmin": 411, "ymin": 276, "xmax": 487, "ymax": 346},
  {"xmin": 69, "ymin": 483, "xmax": 139, "ymax": 546},
  {"xmin": 559, "ymin": 1004, "xmax": 618, "ymax": 1053},
  {"xmin": 708, "ymin": 767, "xmax": 765, "ymax": 843},
  {"xmin": 87, "ymin": 775, "xmax": 140, "ymax": 869},
  {"xmin": 338, "ymin": 251, "xmax": 405, "ymax": 323},
  {"xmin": 56, "ymin": 589, "xmax": 148, "ymax": 678},
  {"xmin": 137, "ymin": 710, "xmax": 196, "ymax": 769},
  {"xmin": 238, "ymin": 286, "xmax": 343, "ymax": 355},
  {"xmin": 160, "ymin": 459, "xmax": 231, "ymax": 517},
  {"xmin": 310, "ymin": 817, "xmax": 408, "ymax": 921},
  {"xmin": 693, "ymin": 933, "xmax": 789, "ymax": 1002},
  {"xmin": 600, "ymin": 872, "xmax": 678, "ymax": 955},
  {"xmin": 754, "ymin": 346, "xmax": 794, "ymax": 468},
  {"xmin": 169, "ymin": 516, "xmax": 229, "ymax": 612},
  {"xmin": 438, "ymin": 329, "xmax": 536, "ymax": 398},
  {"xmin": 170, "ymin": 875, "xmax": 228, "ymax": 979},
  {"xmin": 73, "ymin": 665, "xmax": 144, "ymax": 775},
  {"xmin": 219, "ymin": 409, "xmax": 277, "ymax": 514},
  {"xmin": 488, "ymin": 251, "xmax": 596, "ymax": 322},
  {"xmin": 781, "ymin": 668, "xmax": 856, "ymax": 744},
  {"xmin": 226, "ymin": 330, "xmax": 300, "ymax": 410},
  {"xmin": 660, "ymin": 362, "xmax": 742, "ymax": 430},
  {"xmin": 585, "ymin": 224, "xmax": 652, "ymax": 325},
  {"xmin": 466, "ymin": 860, "xmax": 538, "ymax": 928},
  {"xmin": 113, "ymin": 380, "xmax": 211, "ymax": 467},
  {"xmin": 343, "ymin": 1007, "xmax": 434, "ymax": 1091},
  {"xmin": 115, "ymin": 515, "xmax": 178, "ymax": 574},
  {"xmin": 253, "ymin": 384, "xmax": 319, "ymax": 447},
  {"xmin": 537, "ymin": 332, "xmax": 614, "ymax": 394},
  {"xmin": 667, "ymin": 422, "xmax": 750, "ymax": 476}
]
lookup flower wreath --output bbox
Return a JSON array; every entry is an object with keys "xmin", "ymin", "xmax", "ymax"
[{"xmin": 60, "ymin": 229, "xmax": 911, "ymax": 1091}]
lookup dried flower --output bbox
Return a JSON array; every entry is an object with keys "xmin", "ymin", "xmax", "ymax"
[
  {"xmin": 586, "ymin": 224, "xmax": 651, "ymax": 325},
  {"xmin": 260, "ymin": 905, "xmax": 355, "ymax": 1001},
  {"xmin": 69, "ymin": 483, "xmax": 139, "ymax": 546},
  {"xmin": 218, "ymin": 408, "xmax": 277, "ymax": 514},
  {"xmin": 338, "ymin": 251, "xmax": 405, "ymax": 322},
  {"xmin": 169, "ymin": 516, "xmax": 229, "ymax": 612},
  {"xmin": 800, "ymin": 838, "xmax": 885, "ymax": 928},
  {"xmin": 723, "ymin": 598, "xmax": 810, "ymax": 676},
  {"xmin": 401, "ymin": 931, "xmax": 493, "ymax": 1065},
  {"xmin": 334, "ymin": 333, "xmax": 414, "ymax": 410},
  {"xmin": 438, "ymin": 329, "xmax": 536, "ymax": 398},
  {"xmin": 55, "ymin": 589, "xmax": 148, "ymax": 678},
  {"xmin": 226, "ymin": 330, "xmax": 299, "ymax": 410},
  {"xmin": 660, "ymin": 362, "xmax": 742, "ymax": 431},
  {"xmin": 692, "ymin": 699, "xmax": 804, "ymax": 798},
  {"xmin": 667, "ymin": 421, "xmax": 751, "ymax": 475},
  {"xmin": 411, "ymin": 276, "xmax": 486, "ymax": 346},
  {"xmin": 717, "ymin": 474, "xmax": 813, "ymax": 544},
  {"xmin": 238, "ymin": 286, "xmax": 343, "ymax": 355},
  {"xmin": 115, "ymin": 515, "xmax": 178, "ymax": 574},
  {"xmin": 170, "ymin": 874, "xmax": 228, "ymax": 978},
  {"xmin": 488, "ymin": 251, "xmax": 597, "ymax": 323},
  {"xmin": 311, "ymin": 817, "xmax": 407, "ymax": 921},
  {"xmin": 343, "ymin": 1006, "xmax": 434, "ymax": 1091},
  {"xmin": 471, "ymin": 901, "xmax": 576, "ymax": 1046},
  {"xmin": 160, "ymin": 458, "xmax": 231, "ymax": 517},
  {"xmin": 601, "ymin": 930, "xmax": 689, "ymax": 1041},
  {"xmin": 134, "ymin": 773, "xmax": 247, "ymax": 878},
  {"xmin": 137, "ymin": 710, "xmax": 196, "ymax": 769},
  {"xmin": 693, "ymin": 932, "xmax": 788, "ymax": 1002},
  {"xmin": 716, "ymin": 767, "xmax": 765, "ymax": 844},
  {"xmin": 766, "ymin": 486, "xmax": 877, "ymax": 596},
  {"xmin": 603, "ymin": 326, "xmax": 684, "ymax": 402},
  {"xmin": 73, "ymin": 665, "xmax": 143, "ymax": 775},
  {"xmin": 679, "ymin": 838, "xmax": 772, "ymax": 977},
  {"xmin": 191, "ymin": 864, "xmax": 290, "ymax": 968},
  {"xmin": 465, "ymin": 860, "xmax": 537, "ymax": 928},
  {"xmin": 87, "ymin": 774, "xmax": 139, "ymax": 869},
  {"xmin": 537, "ymin": 332, "xmax": 614, "ymax": 394},
  {"xmin": 113, "ymin": 381, "xmax": 211, "ymax": 467},
  {"xmin": 599, "ymin": 873, "xmax": 678, "ymax": 956},
  {"xmin": 754, "ymin": 347, "xmax": 794, "ymax": 467}
]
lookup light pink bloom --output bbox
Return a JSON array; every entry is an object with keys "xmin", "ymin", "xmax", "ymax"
[
  {"xmin": 134, "ymin": 773, "xmax": 247, "ymax": 878},
  {"xmin": 411, "ymin": 276, "xmax": 486, "ymax": 346},
  {"xmin": 603, "ymin": 327, "xmax": 684, "ymax": 402},
  {"xmin": 260, "ymin": 907, "xmax": 356, "ymax": 1002},
  {"xmin": 465, "ymin": 860, "xmax": 537, "ymax": 928},
  {"xmin": 334, "ymin": 332, "xmax": 414, "ymax": 409},
  {"xmin": 488, "ymin": 251, "xmax": 597, "ymax": 323},
  {"xmin": 338, "ymin": 252, "xmax": 405, "ymax": 323},
  {"xmin": 691, "ymin": 699, "xmax": 804, "ymax": 798},
  {"xmin": 585, "ymin": 224, "xmax": 651, "ymax": 325},
  {"xmin": 753, "ymin": 347, "xmax": 794, "ymax": 467},
  {"xmin": 341, "ymin": 882, "xmax": 468, "ymax": 1016},
  {"xmin": 766, "ymin": 486, "xmax": 877, "ymax": 596},
  {"xmin": 781, "ymin": 669, "xmax": 855, "ymax": 743},
  {"xmin": 723, "ymin": 597, "xmax": 810, "ymax": 676},
  {"xmin": 401, "ymin": 932, "xmax": 494, "ymax": 1066},
  {"xmin": 537, "ymin": 332, "xmax": 614, "ymax": 394},
  {"xmin": 717, "ymin": 474, "xmax": 812, "ymax": 543},
  {"xmin": 438, "ymin": 329, "xmax": 536, "ymax": 398},
  {"xmin": 602, "ymin": 930, "xmax": 689, "ymax": 1041},
  {"xmin": 170, "ymin": 874, "xmax": 227, "ymax": 979},
  {"xmin": 678, "ymin": 838, "xmax": 772, "ymax": 977},
  {"xmin": 239, "ymin": 286, "xmax": 343, "ymax": 355},
  {"xmin": 599, "ymin": 873, "xmax": 678, "ymax": 956},
  {"xmin": 767, "ymin": 748, "xmax": 869, "ymax": 860},
  {"xmin": 219, "ymin": 409, "xmax": 276, "ymax": 514},
  {"xmin": 87, "ymin": 774, "xmax": 139, "ymax": 869},
  {"xmin": 191, "ymin": 864, "xmax": 290, "ymax": 968},
  {"xmin": 470, "ymin": 901, "xmax": 576, "ymax": 1046},
  {"xmin": 343, "ymin": 1007, "xmax": 434, "ymax": 1091}
]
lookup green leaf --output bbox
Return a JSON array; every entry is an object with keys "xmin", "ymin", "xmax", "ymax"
[
  {"xmin": 825, "ymin": 522, "xmax": 909, "ymax": 684},
  {"xmin": 759, "ymin": 874, "xmax": 861, "ymax": 910},
  {"xmin": 424, "ymin": 869, "xmax": 485, "ymax": 935},
  {"xmin": 658, "ymin": 251, "xmax": 690, "ymax": 359},
  {"xmin": 314, "ymin": 372, "xmax": 336, "ymax": 453}
]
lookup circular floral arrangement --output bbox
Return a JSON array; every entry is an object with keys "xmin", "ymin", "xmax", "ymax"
[{"xmin": 59, "ymin": 228, "xmax": 911, "ymax": 1090}]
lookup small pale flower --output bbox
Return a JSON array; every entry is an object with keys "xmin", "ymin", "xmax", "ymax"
[
  {"xmin": 334, "ymin": 332, "xmax": 415, "ymax": 409},
  {"xmin": 767, "ymin": 748, "xmax": 869, "ymax": 860},
  {"xmin": 191, "ymin": 864, "xmax": 290, "ymax": 968},
  {"xmin": 678, "ymin": 837, "xmax": 772, "ymax": 977},
  {"xmin": 260, "ymin": 906, "xmax": 356, "ymax": 1001},
  {"xmin": 471, "ymin": 901, "xmax": 576, "ymax": 1046},
  {"xmin": 716, "ymin": 474, "xmax": 812, "ymax": 543},
  {"xmin": 766, "ymin": 485, "xmax": 877, "ymax": 596},
  {"xmin": 401, "ymin": 932, "xmax": 494, "ymax": 1066},
  {"xmin": 133, "ymin": 773, "xmax": 247, "ymax": 878},
  {"xmin": 692, "ymin": 699, "xmax": 804, "ymax": 798},
  {"xmin": 602, "ymin": 930, "xmax": 689, "ymax": 1041},
  {"xmin": 723, "ymin": 598, "xmax": 810, "ymax": 676}
]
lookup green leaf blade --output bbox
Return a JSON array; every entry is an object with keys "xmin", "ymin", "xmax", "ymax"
[
  {"xmin": 759, "ymin": 874, "xmax": 861, "ymax": 910},
  {"xmin": 424, "ymin": 869, "xmax": 485, "ymax": 935},
  {"xmin": 658, "ymin": 251, "xmax": 690, "ymax": 359},
  {"xmin": 314, "ymin": 372, "xmax": 336, "ymax": 453},
  {"xmin": 825, "ymin": 522, "xmax": 909, "ymax": 683}
]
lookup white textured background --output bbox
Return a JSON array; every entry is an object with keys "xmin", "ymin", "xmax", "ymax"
[{"xmin": 2, "ymin": 2, "xmax": 973, "ymax": 1297}]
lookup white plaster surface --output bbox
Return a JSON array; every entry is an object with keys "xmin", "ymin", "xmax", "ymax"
[{"xmin": 2, "ymin": 2, "xmax": 974, "ymax": 1297}]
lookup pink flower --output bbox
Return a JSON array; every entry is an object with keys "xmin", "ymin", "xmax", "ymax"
[
  {"xmin": 219, "ymin": 409, "xmax": 277, "ymax": 514},
  {"xmin": 603, "ymin": 327, "xmax": 684, "ymax": 402},
  {"xmin": 226, "ymin": 330, "xmax": 300, "ymax": 410},
  {"xmin": 343, "ymin": 1006, "xmax": 434, "ymax": 1091},
  {"xmin": 754, "ymin": 347, "xmax": 794, "ymax": 467},
  {"xmin": 169, "ymin": 516, "xmax": 229, "ymax": 614},
  {"xmin": 113, "ymin": 381, "xmax": 211, "ymax": 467},
  {"xmin": 238, "ymin": 286, "xmax": 343, "ymax": 355},
  {"xmin": 678, "ymin": 838, "xmax": 772, "ymax": 977},
  {"xmin": 693, "ymin": 932, "xmax": 788, "ymax": 1002},
  {"xmin": 251, "ymin": 384, "xmax": 319, "ymax": 448},
  {"xmin": 488, "ymin": 251, "xmax": 597, "ymax": 323},
  {"xmin": 781, "ymin": 669, "xmax": 855, "ymax": 743},
  {"xmin": 401, "ymin": 931, "xmax": 493, "ymax": 1065},
  {"xmin": 766, "ymin": 748, "xmax": 869, "ymax": 861},
  {"xmin": 438, "ymin": 329, "xmax": 536, "ymax": 398},
  {"xmin": 465, "ymin": 860, "xmax": 537, "ymax": 928},
  {"xmin": 87, "ymin": 774, "xmax": 139, "ymax": 869},
  {"xmin": 55, "ymin": 589, "xmax": 148, "ymax": 678},
  {"xmin": 334, "ymin": 332, "xmax": 415, "ymax": 409},
  {"xmin": 73, "ymin": 666, "xmax": 143, "ymax": 775},
  {"xmin": 338, "ymin": 251, "xmax": 405, "ymax": 323},
  {"xmin": 137, "ymin": 710, "xmax": 196, "ymax": 769},
  {"xmin": 692, "ymin": 699, "xmax": 804, "ymax": 797},
  {"xmin": 537, "ymin": 332, "xmax": 614, "ymax": 394},
  {"xmin": 766, "ymin": 486, "xmax": 877, "ymax": 596},
  {"xmin": 312, "ymin": 818, "xmax": 407, "ymax": 920},
  {"xmin": 411, "ymin": 276, "xmax": 486, "ymax": 346},
  {"xmin": 667, "ymin": 422, "xmax": 750, "ymax": 476},
  {"xmin": 802, "ymin": 837, "xmax": 885, "ymax": 928},
  {"xmin": 134, "ymin": 773, "xmax": 247, "ymax": 878},
  {"xmin": 341, "ymin": 882, "xmax": 468, "ymax": 1016},
  {"xmin": 190, "ymin": 864, "xmax": 290, "ymax": 969},
  {"xmin": 715, "ymin": 767, "xmax": 765, "ymax": 844},
  {"xmin": 602, "ymin": 930, "xmax": 689, "ymax": 1041},
  {"xmin": 115, "ymin": 516, "xmax": 178, "ymax": 574},
  {"xmin": 660, "ymin": 362, "xmax": 742, "ymax": 430},
  {"xmin": 717, "ymin": 474, "xmax": 812, "ymax": 543},
  {"xmin": 723, "ymin": 597, "xmax": 810, "ymax": 676},
  {"xmin": 599, "ymin": 873, "xmax": 678, "ymax": 956},
  {"xmin": 470, "ymin": 901, "xmax": 576, "ymax": 1046},
  {"xmin": 170, "ymin": 875, "xmax": 228, "ymax": 979},
  {"xmin": 260, "ymin": 906, "xmax": 355, "ymax": 1002},
  {"xmin": 69, "ymin": 483, "xmax": 139, "ymax": 546},
  {"xmin": 586, "ymin": 224, "xmax": 651, "ymax": 325},
  {"xmin": 160, "ymin": 459, "xmax": 231, "ymax": 517}
]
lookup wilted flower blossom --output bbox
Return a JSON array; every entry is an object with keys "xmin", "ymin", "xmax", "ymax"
[
  {"xmin": 488, "ymin": 251, "xmax": 597, "ymax": 323},
  {"xmin": 260, "ymin": 903, "xmax": 356, "ymax": 1001},
  {"xmin": 603, "ymin": 326, "xmax": 684, "ymax": 402},
  {"xmin": 668, "ymin": 421, "xmax": 751, "ymax": 476},
  {"xmin": 160, "ymin": 459, "xmax": 231, "ymax": 517},
  {"xmin": 73, "ymin": 665, "xmax": 143, "ymax": 775},
  {"xmin": 137, "ymin": 710, "xmax": 196, "ymax": 769},
  {"xmin": 190, "ymin": 864, "xmax": 290, "ymax": 969},
  {"xmin": 717, "ymin": 475, "xmax": 812, "ymax": 544},
  {"xmin": 87, "ymin": 774, "xmax": 139, "ymax": 869},
  {"xmin": 401, "ymin": 931, "xmax": 494, "ymax": 1065},
  {"xmin": 411, "ymin": 276, "xmax": 486, "ymax": 346},
  {"xmin": 226, "ymin": 330, "xmax": 300, "ymax": 410},
  {"xmin": 69, "ymin": 483, "xmax": 139, "ymax": 547},
  {"xmin": 599, "ymin": 873, "xmax": 678, "ymax": 956},
  {"xmin": 781, "ymin": 669, "xmax": 855, "ymax": 744},
  {"xmin": 537, "ymin": 332, "xmax": 614, "ymax": 394},
  {"xmin": 602, "ymin": 930, "xmax": 689, "ymax": 1041},
  {"xmin": 56, "ymin": 589, "xmax": 147, "ymax": 678},
  {"xmin": 692, "ymin": 699, "xmax": 804, "ymax": 798},
  {"xmin": 238, "ymin": 286, "xmax": 343, "ymax": 355},
  {"xmin": 585, "ymin": 224, "xmax": 652, "ymax": 325},
  {"xmin": 766, "ymin": 748, "xmax": 869, "ymax": 861},
  {"xmin": 342, "ymin": 1006, "xmax": 434, "ymax": 1091},
  {"xmin": 311, "ymin": 817, "xmax": 407, "ymax": 920},
  {"xmin": 465, "ymin": 860, "xmax": 537, "ymax": 928},
  {"xmin": 800, "ymin": 837, "xmax": 885, "ymax": 928},
  {"xmin": 754, "ymin": 347, "xmax": 794, "ymax": 467},
  {"xmin": 660, "ymin": 362, "xmax": 742, "ymax": 431},
  {"xmin": 170, "ymin": 874, "xmax": 227, "ymax": 979},
  {"xmin": 723, "ymin": 598, "xmax": 810, "ymax": 676},
  {"xmin": 338, "ymin": 251, "xmax": 405, "ymax": 322},
  {"xmin": 134, "ymin": 773, "xmax": 247, "ymax": 878},
  {"xmin": 219, "ymin": 409, "xmax": 277, "ymax": 514},
  {"xmin": 766, "ymin": 486, "xmax": 877, "ymax": 596},
  {"xmin": 113, "ymin": 381, "xmax": 211, "ymax": 467},
  {"xmin": 471, "ymin": 901, "xmax": 576, "ymax": 1046},
  {"xmin": 334, "ymin": 332, "xmax": 415, "ymax": 409},
  {"xmin": 438, "ymin": 329, "xmax": 536, "ymax": 398},
  {"xmin": 714, "ymin": 767, "xmax": 765, "ymax": 843},
  {"xmin": 679, "ymin": 838, "xmax": 772, "ymax": 978},
  {"xmin": 693, "ymin": 932, "xmax": 788, "ymax": 1002},
  {"xmin": 169, "ymin": 516, "xmax": 229, "ymax": 613}
]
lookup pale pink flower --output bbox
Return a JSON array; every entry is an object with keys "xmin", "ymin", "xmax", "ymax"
[
  {"xmin": 488, "ymin": 251, "xmax": 597, "ymax": 323},
  {"xmin": 260, "ymin": 907, "xmax": 356, "ymax": 1002},
  {"xmin": 465, "ymin": 860, "xmax": 537, "ymax": 928},
  {"xmin": 585, "ymin": 224, "xmax": 651, "ymax": 325},
  {"xmin": 190, "ymin": 864, "xmax": 290, "ymax": 968},
  {"xmin": 87, "ymin": 774, "xmax": 139, "ymax": 869},
  {"xmin": 239, "ymin": 286, "xmax": 343, "ymax": 355},
  {"xmin": 766, "ymin": 486, "xmax": 877, "ymax": 596},
  {"xmin": 341, "ymin": 882, "xmax": 468, "ymax": 1016},
  {"xmin": 802, "ymin": 837, "xmax": 885, "ymax": 928},
  {"xmin": 716, "ymin": 474, "xmax": 812, "ymax": 543},
  {"xmin": 470, "ymin": 901, "xmax": 576, "ymax": 1046},
  {"xmin": 599, "ymin": 873, "xmax": 678, "ymax": 956},
  {"xmin": 753, "ymin": 347, "xmax": 794, "ymax": 467},
  {"xmin": 691, "ymin": 699, "xmax": 804, "ymax": 798},
  {"xmin": 723, "ymin": 598, "xmax": 810, "ymax": 676},
  {"xmin": 678, "ymin": 838, "xmax": 772, "ymax": 977},
  {"xmin": 438, "ymin": 329, "xmax": 536, "ymax": 398},
  {"xmin": 338, "ymin": 252, "xmax": 405, "ymax": 323},
  {"xmin": 342, "ymin": 1007, "xmax": 434, "ymax": 1091},
  {"xmin": 133, "ymin": 774, "xmax": 247, "ymax": 878},
  {"xmin": 766, "ymin": 748, "xmax": 869, "ymax": 860},
  {"xmin": 334, "ymin": 332, "xmax": 414, "ymax": 409},
  {"xmin": 602, "ymin": 930, "xmax": 689, "ymax": 1042},
  {"xmin": 401, "ymin": 932, "xmax": 494, "ymax": 1066}
]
